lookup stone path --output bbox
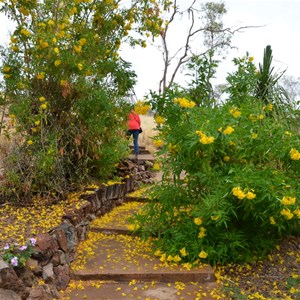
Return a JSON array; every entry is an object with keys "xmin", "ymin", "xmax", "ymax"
[{"xmin": 61, "ymin": 147, "xmax": 218, "ymax": 300}]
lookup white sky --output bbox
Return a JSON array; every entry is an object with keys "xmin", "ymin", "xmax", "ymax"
[
  {"xmin": 1, "ymin": 0, "xmax": 299, "ymax": 99},
  {"xmin": 121, "ymin": 0, "xmax": 300, "ymax": 98}
]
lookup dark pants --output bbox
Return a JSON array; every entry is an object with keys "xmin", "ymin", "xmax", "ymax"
[{"xmin": 127, "ymin": 129, "xmax": 140, "ymax": 155}]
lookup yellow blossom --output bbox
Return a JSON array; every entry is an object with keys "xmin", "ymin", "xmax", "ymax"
[
  {"xmin": 211, "ymin": 215, "xmax": 220, "ymax": 221},
  {"xmin": 179, "ymin": 247, "xmax": 188, "ymax": 257},
  {"xmin": 223, "ymin": 126, "xmax": 234, "ymax": 135},
  {"xmin": 248, "ymin": 56, "xmax": 254, "ymax": 62},
  {"xmin": 198, "ymin": 227, "xmax": 206, "ymax": 238},
  {"xmin": 290, "ymin": 148, "xmax": 300, "ymax": 160},
  {"xmin": 232, "ymin": 187, "xmax": 246, "ymax": 200},
  {"xmin": 270, "ymin": 217, "xmax": 276, "ymax": 225},
  {"xmin": 193, "ymin": 217, "xmax": 203, "ymax": 225},
  {"xmin": 245, "ymin": 191, "xmax": 256, "ymax": 200},
  {"xmin": 53, "ymin": 47, "xmax": 59, "ymax": 54},
  {"xmin": 285, "ymin": 131, "xmax": 292, "ymax": 136},
  {"xmin": 251, "ymin": 133, "xmax": 258, "ymax": 139},
  {"xmin": 54, "ymin": 60, "xmax": 61, "ymax": 67},
  {"xmin": 293, "ymin": 209, "xmax": 300, "ymax": 218},
  {"xmin": 34, "ymin": 120, "xmax": 41, "ymax": 126},
  {"xmin": 3, "ymin": 66, "xmax": 11, "ymax": 73},
  {"xmin": 20, "ymin": 28, "xmax": 31, "ymax": 36},
  {"xmin": 77, "ymin": 63, "xmax": 83, "ymax": 71},
  {"xmin": 198, "ymin": 250, "xmax": 208, "ymax": 259},
  {"xmin": 173, "ymin": 97, "xmax": 196, "ymax": 108},
  {"xmin": 39, "ymin": 96, "xmax": 46, "ymax": 102},
  {"xmin": 48, "ymin": 19, "xmax": 55, "ymax": 26},
  {"xmin": 36, "ymin": 72, "xmax": 45, "ymax": 80},
  {"xmin": 79, "ymin": 38, "xmax": 87, "ymax": 46},
  {"xmin": 152, "ymin": 163, "xmax": 161, "ymax": 171},
  {"xmin": 229, "ymin": 107, "xmax": 241, "ymax": 118},
  {"xmin": 40, "ymin": 103, "xmax": 47, "ymax": 110},
  {"xmin": 74, "ymin": 45, "xmax": 82, "ymax": 53},
  {"xmin": 134, "ymin": 101, "xmax": 150, "ymax": 115},
  {"xmin": 154, "ymin": 115, "xmax": 165, "ymax": 124},
  {"xmin": 280, "ymin": 208, "xmax": 294, "ymax": 220},
  {"xmin": 281, "ymin": 196, "xmax": 296, "ymax": 205},
  {"xmin": 27, "ymin": 140, "xmax": 34, "ymax": 145},
  {"xmin": 257, "ymin": 114, "xmax": 265, "ymax": 120},
  {"xmin": 153, "ymin": 139, "xmax": 164, "ymax": 148},
  {"xmin": 223, "ymin": 156, "xmax": 230, "ymax": 162}
]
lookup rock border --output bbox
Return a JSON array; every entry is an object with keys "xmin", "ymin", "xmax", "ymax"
[{"xmin": 0, "ymin": 159, "xmax": 155, "ymax": 300}]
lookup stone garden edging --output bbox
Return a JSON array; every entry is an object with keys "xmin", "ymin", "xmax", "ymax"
[{"xmin": 0, "ymin": 159, "xmax": 155, "ymax": 300}]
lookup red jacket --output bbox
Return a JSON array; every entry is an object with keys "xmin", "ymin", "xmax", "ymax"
[{"xmin": 128, "ymin": 111, "xmax": 141, "ymax": 130}]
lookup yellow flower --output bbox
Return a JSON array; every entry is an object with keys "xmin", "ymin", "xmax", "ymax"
[
  {"xmin": 284, "ymin": 131, "xmax": 292, "ymax": 137},
  {"xmin": 257, "ymin": 114, "xmax": 265, "ymax": 120},
  {"xmin": 193, "ymin": 217, "xmax": 203, "ymax": 225},
  {"xmin": 39, "ymin": 96, "xmax": 46, "ymax": 102},
  {"xmin": 223, "ymin": 126, "xmax": 234, "ymax": 135},
  {"xmin": 281, "ymin": 196, "xmax": 296, "ymax": 205},
  {"xmin": 179, "ymin": 247, "xmax": 188, "ymax": 257},
  {"xmin": 48, "ymin": 19, "xmax": 55, "ymax": 26},
  {"xmin": 152, "ymin": 163, "xmax": 161, "ymax": 171},
  {"xmin": 173, "ymin": 97, "xmax": 196, "ymax": 108},
  {"xmin": 270, "ymin": 217, "xmax": 276, "ymax": 225},
  {"xmin": 280, "ymin": 208, "xmax": 294, "ymax": 220},
  {"xmin": 229, "ymin": 107, "xmax": 241, "ymax": 118},
  {"xmin": 27, "ymin": 140, "xmax": 34, "ymax": 145},
  {"xmin": 154, "ymin": 115, "xmax": 165, "ymax": 124},
  {"xmin": 34, "ymin": 120, "xmax": 41, "ymax": 126},
  {"xmin": 60, "ymin": 80, "xmax": 67, "ymax": 86},
  {"xmin": 293, "ymin": 209, "xmax": 300, "ymax": 219},
  {"xmin": 77, "ymin": 63, "xmax": 83, "ymax": 71},
  {"xmin": 232, "ymin": 187, "xmax": 246, "ymax": 200},
  {"xmin": 290, "ymin": 148, "xmax": 300, "ymax": 160},
  {"xmin": 79, "ymin": 38, "xmax": 87, "ymax": 46},
  {"xmin": 211, "ymin": 215, "xmax": 220, "ymax": 221},
  {"xmin": 248, "ymin": 56, "xmax": 254, "ymax": 62},
  {"xmin": 40, "ymin": 103, "xmax": 47, "ymax": 110},
  {"xmin": 36, "ymin": 72, "xmax": 45, "ymax": 80},
  {"xmin": 251, "ymin": 133, "xmax": 258, "ymax": 139},
  {"xmin": 134, "ymin": 101, "xmax": 150, "ymax": 115},
  {"xmin": 245, "ymin": 191, "xmax": 256, "ymax": 200},
  {"xmin": 198, "ymin": 250, "xmax": 208, "ymax": 259},
  {"xmin": 223, "ymin": 156, "xmax": 230, "ymax": 162},
  {"xmin": 198, "ymin": 227, "xmax": 206, "ymax": 238},
  {"xmin": 20, "ymin": 28, "xmax": 31, "ymax": 36},
  {"xmin": 53, "ymin": 47, "xmax": 59, "ymax": 54},
  {"xmin": 153, "ymin": 139, "xmax": 164, "ymax": 148},
  {"xmin": 54, "ymin": 60, "xmax": 61, "ymax": 67},
  {"xmin": 3, "ymin": 66, "xmax": 11, "ymax": 73},
  {"xmin": 74, "ymin": 45, "xmax": 82, "ymax": 53}
]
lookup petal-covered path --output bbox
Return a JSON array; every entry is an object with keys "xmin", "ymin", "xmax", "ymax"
[{"xmin": 60, "ymin": 148, "xmax": 219, "ymax": 300}]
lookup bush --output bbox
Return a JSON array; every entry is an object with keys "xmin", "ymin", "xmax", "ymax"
[{"xmin": 133, "ymin": 54, "xmax": 300, "ymax": 265}]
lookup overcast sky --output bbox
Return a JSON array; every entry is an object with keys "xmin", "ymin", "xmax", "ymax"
[
  {"xmin": 122, "ymin": 0, "xmax": 300, "ymax": 98},
  {"xmin": 1, "ymin": 0, "xmax": 299, "ymax": 99}
]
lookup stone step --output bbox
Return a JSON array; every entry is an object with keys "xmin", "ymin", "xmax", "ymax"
[
  {"xmin": 71, "ymin": 234, "xmax": 215, "ymax": 283},
  {"xmin": 62, "ymin": 280, "xmax": 218, "ymax": 300}
]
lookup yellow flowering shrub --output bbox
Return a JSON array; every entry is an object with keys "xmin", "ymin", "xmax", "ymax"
[
  {"xmin": 0, "ymin": 0, "xmax": 172, "ymax": 202},
  {"xmin": 131, "ymin": 84, "xmax": 300, "ymax": 266}
]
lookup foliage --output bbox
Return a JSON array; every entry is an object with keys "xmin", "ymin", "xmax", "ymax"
[
  {"xmin": 133, "ymin": 54, "xmax": 300, "ymax": 265},
  {"xmin": 2, "ymin": 238, "xmax": 36, "ymax": 268},
  {"xmin": 0, "ymin": 0, "xmax": 171, "ymax": 203},
  {"xmin": 185, "ymin": 52, "xmax": 219, "ymax": 107}
]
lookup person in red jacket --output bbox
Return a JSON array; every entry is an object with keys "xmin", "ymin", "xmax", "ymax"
[{"xmin": 127, "ymin": 110, "xmax": 141, "ymax": 159}]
